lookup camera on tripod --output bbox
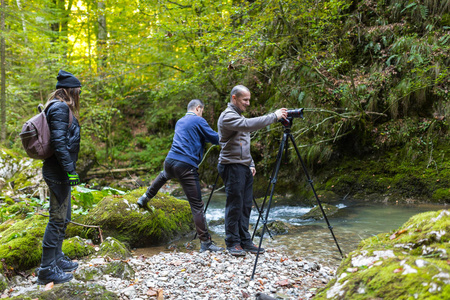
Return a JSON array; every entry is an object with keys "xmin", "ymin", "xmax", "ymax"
[{"xmin": 279, "ymin": 108, "xmax": 304, "ymax": 127}]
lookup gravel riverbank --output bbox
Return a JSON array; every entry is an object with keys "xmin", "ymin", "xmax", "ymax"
[{"xmin": 6, "ymin": 248, "xmax": 336, "ymax": 299}]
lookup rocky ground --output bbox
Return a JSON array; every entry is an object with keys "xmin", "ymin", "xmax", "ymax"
[{"xmin": 3, "ymin": 248, "xmax": 335, "ymax": 299}]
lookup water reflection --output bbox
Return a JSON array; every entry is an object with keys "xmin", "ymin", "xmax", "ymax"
[{"xmin": 136, "ymin": 192, "xmax": 447, "ymax": 268}]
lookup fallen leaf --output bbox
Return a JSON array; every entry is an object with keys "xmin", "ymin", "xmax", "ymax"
[
  {"xmin": 44, "ymin": 282, "xmax": 54, "ymax": 291},
  {"xmin": 157, "ymin": 288, "xmax": 164, "ymax": 300},
  {"xmin": 147, "ymin": 289, "xmax": 157, "ymax": 296},
  {"xmin": 276, "ymin": 279, "xmax": 290, "ymax": 286},
  {"xmin": 170, "ymin": 260, "xmax": 182, "ymax": 266},
  {"xmin": 393, "ymin": 268, "xmax": 403, "ymax": 273},
  {"xmin": 390, "ymin": 233, "xmax": 397, "ymax": 240}
]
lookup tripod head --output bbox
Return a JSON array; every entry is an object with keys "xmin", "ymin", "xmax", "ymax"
[{"xmin": 279, "ymin": 108, "xmax": 304, "ymax": 129}]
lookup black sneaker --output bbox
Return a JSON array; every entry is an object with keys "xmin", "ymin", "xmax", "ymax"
[
  {"xmin": 37, "ymin": 262, "xmax": 73, "ymax": 285},
  {"xmin": 227, "ymin": 245, "xmax": 246, "ymax": 257},
  {"xmin": 242, "ymin": 243, "xmax": 265, "ymax": 254},
  {"xmin": 200, "ymin": 240, "xmax": 224, "ymax": 253},
  {"xmin": 56, "ymin": 255, "xmax": 79, "ymax": 272},
  {"xmin": 137, "ymin": 194, "xmax": 150, "ymax": 209}
]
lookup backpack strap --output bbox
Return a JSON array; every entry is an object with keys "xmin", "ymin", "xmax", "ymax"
[{"xmin": 43, "ymin": 100, "xmax": 73, "ymax": 128}]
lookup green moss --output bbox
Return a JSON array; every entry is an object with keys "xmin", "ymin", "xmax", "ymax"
[
  {"xmin": 97, "ymin": 237, "xmax": 131, "ymax": 259},
  {"xmin": 315, "ymin": 210, "xmax": 450, "ymax": 299},
  {"xmin": 79, "ymin": 188, "xmax": 195, "ymax": 247},
  {"xmin": 102, "ymin": 261, "xmax": 135, "ymax": 280},
  {"xmin": 0, "ymin": 215, "xmax": 47, "ymax": 272},
  {"xmin": 8, "ymin": 282, "xmax": 118, "ymax": 299},
  {"xmin": 432, "ymin": 188, "xmax": 450, "ymax": 202},
  {"xmin": 0, "ymin": 274, "xmax": 8, "ymax": 292},
  {"xmin": 62, "ymin": 236, "xmax": 95, "ymax": 259}
]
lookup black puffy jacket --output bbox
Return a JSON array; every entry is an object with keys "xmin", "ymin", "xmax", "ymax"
[{"xmin": 42, "ymin": 100, "xmax": 80, "ymax": 182}]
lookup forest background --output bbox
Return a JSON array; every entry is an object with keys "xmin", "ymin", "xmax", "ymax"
[{"xmin": 1, "ymin": 0, "xmax": 449, "ymax": 204}]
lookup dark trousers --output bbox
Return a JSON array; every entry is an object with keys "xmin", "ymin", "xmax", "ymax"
[
  {"xmin": 217, "ymin": 163, "xmax": 253, "ymax": 248},
  {"xmin": 146, "ymin": 158, "xmax": 210, "ymax": 241},
  {"xmin": 41, "ymin": 186, "xmax": 71, "ymax": 266}
]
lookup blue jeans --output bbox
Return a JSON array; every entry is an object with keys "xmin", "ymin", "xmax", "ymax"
[
  {"xmin": 145, "ymin": 158, "xmax": 210, "ymax": 241},
  {"xmin": 218, "ymin": 163, "xmax": 253, "ymax": 248}
]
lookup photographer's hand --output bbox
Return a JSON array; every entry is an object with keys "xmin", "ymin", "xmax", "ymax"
[{"xmin": 275, "ymin": 108, "xmax": 288, "ymax": 120}]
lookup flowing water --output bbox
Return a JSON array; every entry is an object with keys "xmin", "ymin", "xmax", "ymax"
[{"xmin": 136, "ymin": 191, "xmax": 447, "ymax": 268}]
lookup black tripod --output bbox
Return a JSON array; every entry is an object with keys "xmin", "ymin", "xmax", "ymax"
[{"xmin": 251, "ymin": 117, "xmax": 343, "ymax": 280}]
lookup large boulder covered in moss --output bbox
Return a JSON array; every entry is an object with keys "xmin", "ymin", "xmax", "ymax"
[
  {"xmin": 0, "ymin": 215, "xmax": 47, "ymax": 273},
  {"xmin": 79, "ymin": 188, "xmax": 195, "ymax": 247},
  {"xmin": 8, "ymin": 282, "xmax": 118, "ymax": 300},
  {"xmin": 315, "ymin": 209, "xmax": 450, "ymax": 299}
]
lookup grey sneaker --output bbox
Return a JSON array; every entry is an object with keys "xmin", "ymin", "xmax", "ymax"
[
  {"xmin": 137, "ymin": 194, "xmax": 150, "ymax": 209},
  {"xmin": 242, "ymin": 243, "xmax": 265, "ymax": 254},
  {"xmin": 227, "ymin": 245, "xmax": 246, "ymax": 256},
  {"xmin": 200, "ymin": 240, "xmax": 224, "ymax": 253}
]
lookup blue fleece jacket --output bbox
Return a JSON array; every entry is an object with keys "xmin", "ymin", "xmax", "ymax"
[{"xmin": 166, "ymin": 112, "xmax": 219, "ymax": 168}]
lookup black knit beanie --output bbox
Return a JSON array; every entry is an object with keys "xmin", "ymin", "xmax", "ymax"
[{"xmin": 56, "ymin": 70, "xmax": 81, "ymax": 89}]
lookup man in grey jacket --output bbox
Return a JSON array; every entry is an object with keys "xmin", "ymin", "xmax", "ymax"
[{"xmin": 217, "ymin": 85, "xmax": 287, "ymax": 256}]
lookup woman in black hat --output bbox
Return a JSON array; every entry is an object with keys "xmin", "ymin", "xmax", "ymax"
[{"xmin": 37, "ymin": 70, "xmax": 82, "ymax": 285}]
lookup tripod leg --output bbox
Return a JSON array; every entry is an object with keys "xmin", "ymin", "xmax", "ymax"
[
  {"xmin": 288, "ymin": 134, "xmax": 344, "ymax": 258},
  {"xmin": 251, "ymin": 133, "xmax": 288, "ymax": 280},
  {"xmin": 192, "ymin": 173, "xmax": 220, "ymax": 241},
  {"xmin": 251, "ymin": 156, "xmax": 278, "ymax": 240},
  {"xmin": 252, "ymin": 196, "xmax": 274, "ymax": 240}
]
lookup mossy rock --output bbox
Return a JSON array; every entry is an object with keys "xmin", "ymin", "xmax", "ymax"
[
  {"xmin": 79, "ymin": 189, "xmax": 195, "ymax": 247},
  {"xmin": 1, "ymin": 202, "xmax": 36, "ymax": 223},
  {"xmin": 254, "ymin": 220, "xmax": 294, "ymax": 236},
  {"xmin": 75, "ymin": 260, "xmax": 134, "ymax": 281},
  {"xmin": 300, "ymin": 204, "xmax": 340, "ymax": 220},
  {"xmin": 97, "ymin": 237, "xmax": 131, "ymax": 259},
  {"xmin": 8, "ymin": 282, "xmax": 118, "ymax": 300},
  {"xmin": 62, "ymin": 236, "xmax": 95, "ymax": 259},
  {"xmin": 0, "ymin": 274, "xmax": 8, "ymax": 292},
  {"xmin": 315, "ymin": 209, "xmax": 450, "ymax": 300},
  {"xmin": 432, "ymin": 188, "xmax": 450, "ymax": 202},
  {"xmin": 0, "ymin": 214, "xmax": 47, "ymax": 273}
]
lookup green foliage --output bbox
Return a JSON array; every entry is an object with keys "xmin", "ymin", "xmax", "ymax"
[
  {"xmin": 1, "ymin": 0, "xmax": 449, "ymax": 195},
  {"xmin": 71, "ymin": 184, "xmax": 125, "ymax": 212}
]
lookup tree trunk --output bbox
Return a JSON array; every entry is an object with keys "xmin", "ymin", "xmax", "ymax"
[
  {"xmin": 1, "ymin": 0, "xmax": 6, "ymax": 143},
  {"xmin": 16, "ymin": 0, "xmax": 27, "ymax": 43},
  {"xmin": 97, "ymin": 1, "xmax": 107, "ymax": 71}
]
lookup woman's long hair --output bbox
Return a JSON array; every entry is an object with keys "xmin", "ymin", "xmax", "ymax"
[{"xmin": 46, "ymin": 87, "xmax": 81, "ymax": 117}]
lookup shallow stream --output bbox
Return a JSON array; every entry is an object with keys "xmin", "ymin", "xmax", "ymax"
[{"xmin": 135, "ymin": 192, "xmax": 447, "ymax": 268}]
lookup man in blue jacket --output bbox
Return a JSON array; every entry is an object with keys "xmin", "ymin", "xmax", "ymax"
[{"xmin": 137, "ymin": 99, "xmax": 223, "ymax": 252}]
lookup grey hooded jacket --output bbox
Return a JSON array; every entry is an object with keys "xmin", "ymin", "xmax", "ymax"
[{"xmin": 217, "ymin": 103, "xmax": 278, "ymax": 167}]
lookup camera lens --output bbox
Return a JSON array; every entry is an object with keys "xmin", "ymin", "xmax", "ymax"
[{"xmin": 287, "ymin": 108, "xmax": 304, "ymax": 118}]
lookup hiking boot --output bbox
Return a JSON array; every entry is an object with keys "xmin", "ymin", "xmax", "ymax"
[
  {"xmin": 137, "ymin": 194, "xmax": 151, "ymax": 209},
  {"xmin": 227, "ymin": 245, "xmax": 246, "ymax": 257},
  {"xmin": 242, "ymin": 243, "xmax": 265, "ymax": 254},
  {"xmin": 56, "ymin": 255, "xmax": 78, "ymax": 272},
  {"xmin": 200, "ymin": 240, "xmax": 224, "ymax": 253},
  {"xmin": 37, "ymin": 262, "xmax": 73, "ymax": 285}
]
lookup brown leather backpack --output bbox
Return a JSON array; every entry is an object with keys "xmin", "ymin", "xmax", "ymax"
[{"xmin": 19, "ymin": 100, "xmax": 73, "ymax": 160}]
